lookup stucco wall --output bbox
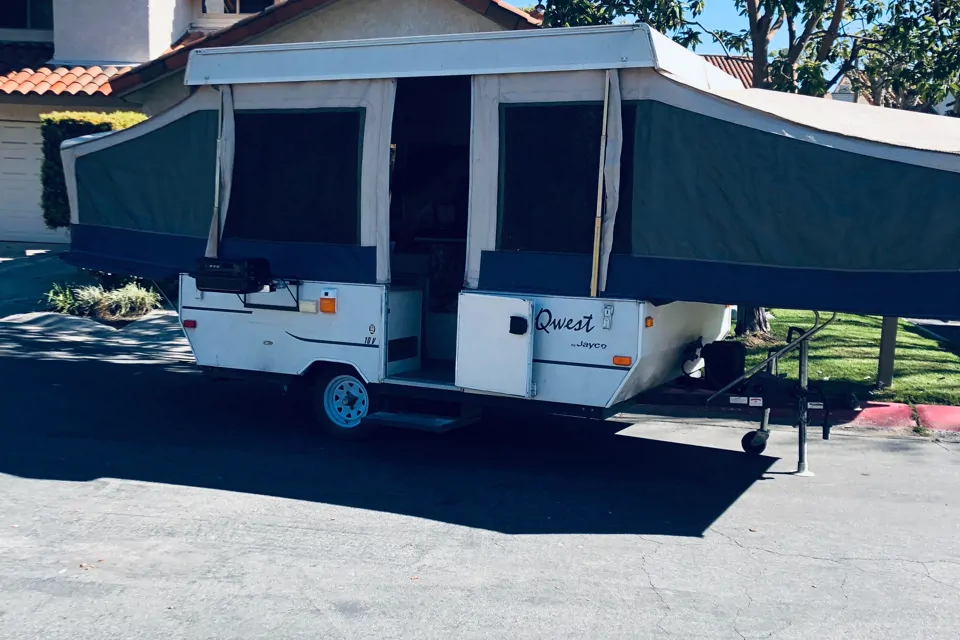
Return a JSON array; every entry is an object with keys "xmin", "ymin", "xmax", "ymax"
[
  {"xmin": 0, "ymin": 104, "xmax": 50, "ymax": 123},
  {"xmin": 54, "ymin": 0, "xmax": 150, "ymax": 63},
  {"xmin": 53, "ymin": 0, "xmax": 192, "ymax": 64},
  {"xmin": 128, "ymin": 0, "xmax": 506, "ymax": 115},
  {"xmin": 124, "ymin": 73, "xmax": 193, "ymax": 116},
  {"xmin": 250, "ymin": 0, "xmax": 506, "ymax": 45},
  {"xmin": 151, "ymin": 0, "xmax": 195, "ymax": 60}
]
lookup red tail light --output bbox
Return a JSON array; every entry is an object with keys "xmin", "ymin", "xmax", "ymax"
[{"xmin": 182, "ymin": 319, "xmax": 197, "ymax": 329}]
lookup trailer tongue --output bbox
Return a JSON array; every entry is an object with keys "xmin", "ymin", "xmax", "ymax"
[{"xmin": 58, "ymin": 25, "xmax": 960, "ymax": 473}]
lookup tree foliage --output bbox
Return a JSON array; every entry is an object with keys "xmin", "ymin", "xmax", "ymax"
[
  {"xmin": 538, "ymin": 0, "xmax": 708, "ymax": 47},
  {"xmin": 854, "ymin": 1, "xmax": 960, "ymax": 113},
  {"xmin": 539, "ymin": 0, "xmax": 960, "ymax": 106}
]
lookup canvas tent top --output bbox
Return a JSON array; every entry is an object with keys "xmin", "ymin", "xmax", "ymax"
[
  {"xmin": 183, "ymin": 24, "xmax": 960, "ymax": 162},
  {"xmin": 61, "ymin": 25, "xmax": 960, "ymax": 319},
  {"xmin": 183, "ymin": 25, "xmax": 743, "ymax": 92}
]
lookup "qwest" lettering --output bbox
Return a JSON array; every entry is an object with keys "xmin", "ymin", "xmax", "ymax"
[{"xmin": 535, "ymin": 308, "xmax": 595, "ymax": 334}]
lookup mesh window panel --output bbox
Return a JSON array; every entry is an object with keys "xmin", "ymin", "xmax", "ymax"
[
  {"xmin": 499, "ymin": 103, "xmax": 604, "ymax": 254},
  {"xmin": 0, "ymin": 2, "xmax": 28, "ymax": 28},
  {"xmin": 30, "ymin": 0, "xmax": 53, "ymax": 29},
  {"xmin": 225, "ymin": 110, "xmax": 364, "ymax": 246}
]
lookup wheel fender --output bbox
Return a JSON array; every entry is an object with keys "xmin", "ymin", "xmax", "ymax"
[{"xmin": 299, "ymin": 359, "xmax": 369, "ymax": 383}]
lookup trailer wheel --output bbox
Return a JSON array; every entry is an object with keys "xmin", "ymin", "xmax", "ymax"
[
  {"xmin": 310, "ymin": 371, "xmax": 378, "ymax": 440},
  {"xmin": 741, "ymin": 430, "xmax": 768, "ymax": 455}
]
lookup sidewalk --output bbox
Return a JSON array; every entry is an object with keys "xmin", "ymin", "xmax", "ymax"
[
  {"xmin": 633, "ymin": 400, "xmax": 960, "ymax": 433},
  {"xmin": 905, "ymin": 317, "xmax": 960, "ymax": 352}
]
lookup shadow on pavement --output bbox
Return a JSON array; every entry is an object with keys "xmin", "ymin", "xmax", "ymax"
[{"xmin": 0, "ymin": 324, "xmax": 775, "ymax": 537}]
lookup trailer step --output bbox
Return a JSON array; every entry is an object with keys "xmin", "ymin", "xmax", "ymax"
[{"xmin": 363, "ymin": 411, "xmax": 479, "ymax": 433}]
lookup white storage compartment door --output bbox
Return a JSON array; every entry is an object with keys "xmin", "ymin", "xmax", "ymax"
[{"xmin": 455, "ymin": 292, "xmax": 534, "ymax": 397}]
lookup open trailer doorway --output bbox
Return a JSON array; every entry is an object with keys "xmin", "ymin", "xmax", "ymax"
[{"xmin": 387, "ymin": 75, "xmax": 472, "ymax": 386}]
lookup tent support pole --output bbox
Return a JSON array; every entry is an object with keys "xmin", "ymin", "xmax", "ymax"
[
  {"xmin": 589, "ymin": 70, "xmax": 611, "ymax": 298},
  {"xmin": 211, "ymin": 85, "xmax": 224, "ymax": 258}
]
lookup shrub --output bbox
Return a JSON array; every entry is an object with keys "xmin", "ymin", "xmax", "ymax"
[
  {"xmin": 45, "ymin": 282, "xmax": 161, "ymax": 321},
  {"xmin": 74, "ymin": 285, "xmax": 108, "ymax": 317},
  {"xmin": 45, "ymin": 283, "xmax": 78, "ymax": 315},
  {"xmin": 99, "ymin": 282, "xmax": 162, "ymax": 320},
  {"xmin": 40, "ymin": 111, "xmax": 147, "ymax": 229}
]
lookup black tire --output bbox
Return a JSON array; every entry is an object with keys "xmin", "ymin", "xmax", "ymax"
[
  {"xmin": 308, "ymin": 369, "xmax": 380, "ymax": 441},
  {"xmin": 741, "ymin": 430, "xmax": 768, "ymax": 455}
]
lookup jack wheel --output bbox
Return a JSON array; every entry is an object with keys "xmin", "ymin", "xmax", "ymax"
[{"xmin": 741, "ymin": 430, "xmax": 768, "ymax": 455}]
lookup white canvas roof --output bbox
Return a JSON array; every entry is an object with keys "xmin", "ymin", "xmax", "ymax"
[
  {"xmin": 184, "ymin": 24, "xmax": 743, "ymax": 92},
  {"xmin": 712, "ymin": 84, "xmax": 960, "ymax": 156},
  {"xmin": 184, "ymin": 24, "xmax": 960, "ymax": 162}
]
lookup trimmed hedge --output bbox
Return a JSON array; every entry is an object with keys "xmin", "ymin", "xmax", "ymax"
[{"xmin": 40, "ymin": 111, "xmax": 147, "ymax": 229}]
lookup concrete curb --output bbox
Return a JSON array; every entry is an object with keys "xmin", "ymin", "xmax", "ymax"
[{"xmin": 916, "ymin": 405, "xmax": 960, "ymax": 432}]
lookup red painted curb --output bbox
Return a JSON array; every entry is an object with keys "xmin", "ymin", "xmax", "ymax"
[
  {"xmin": 916, "ymin": 405, "xmax": 960, "ymax": 432},
  {"xmin": 629, "ymin": 401, "xmax": 918, "ymax": 429},
  {"xmin": 850, "ymin": 402, "xmax": 915, "ymax": 428}
]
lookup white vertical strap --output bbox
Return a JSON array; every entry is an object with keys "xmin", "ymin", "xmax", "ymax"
[
  {"xmin": 599, "ymin": 70, "xmax": 622, "ymax": 293},
  {"xmin": 589, "ymin": 70, "xmax": 612, "ymax": 297},
  {"xmin": 375, "ymin": 79, "xmax": 397, "ymax": 283},
  {"xmin": 217, "ymin": 84, "xmax": 236, "ymax": 248},
  {"xmin": 464, "ymin": 74, "xmax": 501, "ymax": 289},
  {"xmin": 352, "ymin": 79, "xmax": 396, "ymax": 283},
  {"xmin": 204, "ymin": 86, "xmax": 225, "ymax": 259}
]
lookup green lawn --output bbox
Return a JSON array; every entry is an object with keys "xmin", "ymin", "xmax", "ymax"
[{"xmin": 741, "ymin": 310, "xmax": 960, "ymax": 406}]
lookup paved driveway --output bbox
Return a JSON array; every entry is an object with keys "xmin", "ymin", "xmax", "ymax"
[
  {"xmin": 0, "ymin": 313, "xmax": 958, "ymax": 639},
  {"xmin": 0, "ymin": 244, "xmax": 92, "ymax": 317}
]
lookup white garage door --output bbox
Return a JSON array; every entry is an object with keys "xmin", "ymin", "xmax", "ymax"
[{"xmin": 0, "ymin": 120, "xmax": 69, "ymax": 243}]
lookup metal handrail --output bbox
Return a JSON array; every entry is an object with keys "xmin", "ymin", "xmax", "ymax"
[{"xmin": 706, "ymin": 310, "xmax": 839, "ymax": 404}]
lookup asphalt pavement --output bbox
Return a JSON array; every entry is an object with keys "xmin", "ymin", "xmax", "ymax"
[{"xmin": 0, "ymin": 313, "xmax": 958, "ymax": 639}]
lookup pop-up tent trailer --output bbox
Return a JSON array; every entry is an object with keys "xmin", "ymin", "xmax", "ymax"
[
  {"xmin": 62, "ymin": 25, "xmax": 960, "ymax": 318},
  {"xmin": 59, "ymin": 25, "xmax": 960, "ymax": 460}
]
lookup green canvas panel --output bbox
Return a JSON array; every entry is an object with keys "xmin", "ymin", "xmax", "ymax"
[
  {"xmin": 631, "ymin": 101, "xmax": 960, "ymax": 272},
  {"xmin": 75, "ymin": 110, "xmax": 218, "ymax": 237}
]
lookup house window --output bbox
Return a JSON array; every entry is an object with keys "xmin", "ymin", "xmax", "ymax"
[
  {"xmin": 202, "ymin": 0, "xmax": 275, "ymax": 14},
  {"xmin": 0, "ymin": 0, "xmax": 53, "ymax": 30}
]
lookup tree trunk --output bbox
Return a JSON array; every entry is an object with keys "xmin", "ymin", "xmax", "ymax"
[{"xmin": 736, "ymin": 306, "xmax": 770, "ymax": 336}]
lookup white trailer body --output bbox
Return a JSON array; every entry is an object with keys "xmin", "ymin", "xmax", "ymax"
[{"xmin": 179, "ymin": 275, "xmax": 730, "ymax": 413}]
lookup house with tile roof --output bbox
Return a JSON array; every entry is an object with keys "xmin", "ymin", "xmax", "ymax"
[
  {"xmin": 700, "ymin": 54, "xmax": 752, "ymax": 89},
  {"xmin": 0, "ymin": 0, "xmax": 750, "ymax": 243}
]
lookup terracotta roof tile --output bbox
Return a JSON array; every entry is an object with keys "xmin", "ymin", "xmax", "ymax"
[
  {"xmin": 111, "ymin": 0, "xmax": 541, "ymax": 95},
  {"xmin": 702, "ymin": 54, "xmax": 753, "ymax": 88},
  {"xmin": 0, "ymin": 42, "xmax": 129, "ymax": 97}
]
